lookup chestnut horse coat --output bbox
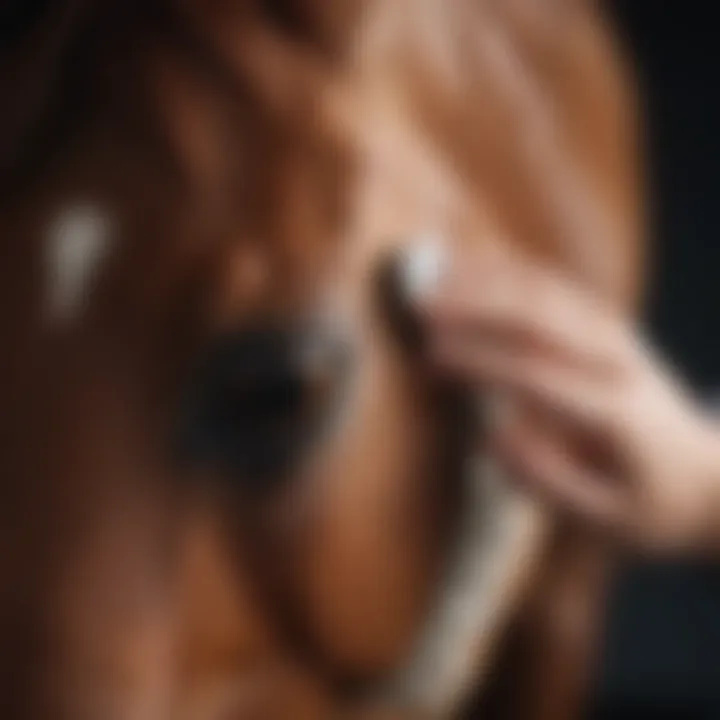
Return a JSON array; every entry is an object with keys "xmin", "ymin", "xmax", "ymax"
[{"xmin": 0, "ymin": 1, "xmax": 643, "ymax": 718}]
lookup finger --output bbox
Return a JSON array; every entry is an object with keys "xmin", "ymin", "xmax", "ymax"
[
  {"xmin": 430, "ymin": 339, "xmax": 617, "ymax": 430},
  {"xmin": 492, "ymin": 420, "xmax": 627, "ymax": 533},
  {"xmin": 425, "ymin": 265, "xmax": 632, "ymax": 371}
]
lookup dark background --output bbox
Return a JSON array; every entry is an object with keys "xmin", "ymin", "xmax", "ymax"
[{"xmin": 593, "ymin": 3, "xmax": 720, "ymax": 718}]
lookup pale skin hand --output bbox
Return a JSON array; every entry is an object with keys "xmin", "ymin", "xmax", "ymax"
[{"xmin": 420, "ymin": 255, "xmax": 720, "ymax": 557}]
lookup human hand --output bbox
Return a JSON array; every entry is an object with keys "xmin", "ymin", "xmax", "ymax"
[{"xmin": 420, "ymin": 253, "xmax": 720, "ymax": 556}]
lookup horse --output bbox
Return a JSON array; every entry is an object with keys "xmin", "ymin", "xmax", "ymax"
[{"xmin": 0, "ymin": 1, "xmax": 644, "ymax": 717}]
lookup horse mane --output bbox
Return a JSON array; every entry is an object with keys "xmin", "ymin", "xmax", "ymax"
[{"xmin": 0, "ymin": 0, "xmax": 355, "ymax": 200}]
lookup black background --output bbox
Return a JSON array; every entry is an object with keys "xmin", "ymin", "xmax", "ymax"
[{"xmin": 592, "ymin": 3, "xmax": 720, "ymax": 718}]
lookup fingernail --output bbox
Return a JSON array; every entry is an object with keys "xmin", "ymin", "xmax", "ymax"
[{"xmin": 397, "ymin": 232, "xmax": 450, "ymax": 304}]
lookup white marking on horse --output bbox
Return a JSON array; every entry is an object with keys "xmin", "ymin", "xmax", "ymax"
[
  {"xmin": 388, "ymin": 439, "xmax": 544, "ymax": 716},
  {"xmin": 46, "ymin": 205, "xmax": 113, "ymax": 324},
  {"xmin": 386, "ymin": 237, "xmax": 547, "ymax": 714}
]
